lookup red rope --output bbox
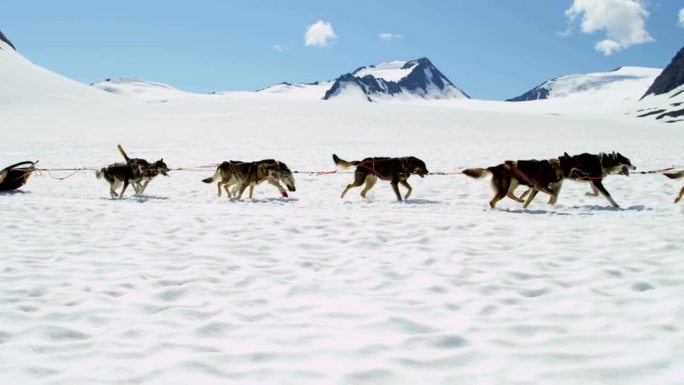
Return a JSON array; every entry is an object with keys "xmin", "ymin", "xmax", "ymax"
[{"xmin": 635, "ymin": 167, "xmax": 675, "ymax": 175}]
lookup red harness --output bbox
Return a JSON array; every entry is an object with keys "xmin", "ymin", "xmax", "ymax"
[
  {"xmin": 505, "ymin": 161, "xmax": 535, "ymax": 185},
  {"xmin": 357, "ymin": 159, "xmax": 392, "ymax": 181}
]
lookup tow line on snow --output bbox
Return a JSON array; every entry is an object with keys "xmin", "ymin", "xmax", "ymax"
[{"xmin": 30, "ymin": 165, "xmax": 681, "ymax": 180}]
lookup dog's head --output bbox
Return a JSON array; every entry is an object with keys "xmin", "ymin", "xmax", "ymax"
[
  {"xmin": 268, "ymin": 161, "xmax": 296, "ymax": 192},
  {"xmin": 610, "ymin": 151, "xmax": 635, "ymax": 176},
  {"xmin": 405, "ymin": 156, "xmax": 429, "ymax": 178},
  {"xmin": 153, "ymin": 159, "xmax": 170, "ymax": 176}
]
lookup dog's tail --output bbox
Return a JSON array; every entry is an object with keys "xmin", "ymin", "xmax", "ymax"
[
  {"xmin": 96, "ymin": 168, "xmax": 105, "ymax": 179},
  {"xmin": 332, "ymin": 154, "xmax": 360, "ymax": 169},
  {"xmin": 463, "ymin": 167, "xmax": 491, "ymax": 179},
  {"xmin": 117, "ymin": 144, "xmax": 130, "ymax": 162},
  {"xmin": 664, "ymin": 171, "xmax": 684, "ymax": 179},
  {"xmin": 202, "ymin": 167, "xmax": 221, "ymax": 184}
]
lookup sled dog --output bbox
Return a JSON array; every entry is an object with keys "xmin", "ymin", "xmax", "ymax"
[
  {"xmin": 332, "ymin": 154, "xmax": 429, "ymax": 201},
  {"xmin": 96, "ymin": 162, "xmax": 144, "ymax": 199},
  {"xmin": 664, "ymin": 170, "xmax": 684, "ymax": 203},
  {"xmin": 202, "ymin": 159, "xmax": 296, "ymax": 199},
  {"xmin": 463, "ymin": 153, "xmax": 587, "ymax": 209},
  {"xmin": 117, "ymin": 144, "xmax": 169, "ymax": 194},
  {"xmin": 521, "ymin": 152, "xmax": 635, "ymax": 208}
]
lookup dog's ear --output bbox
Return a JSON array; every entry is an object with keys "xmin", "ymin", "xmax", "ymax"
[{"xmin": 564, "ymin": 152, "xmax": 570, "ymax": 157}]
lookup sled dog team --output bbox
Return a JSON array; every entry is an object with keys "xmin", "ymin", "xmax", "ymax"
[{"xmin": 97, "ymin": 146, "xmax": 684, "ymax": 206}]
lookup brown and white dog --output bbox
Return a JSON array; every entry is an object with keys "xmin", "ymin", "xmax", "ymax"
[{"xmin": 202, "ymin": 159, "xmax": 296, "ymax": 199}]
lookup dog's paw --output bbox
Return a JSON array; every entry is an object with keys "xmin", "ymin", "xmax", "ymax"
[{"xmin": 281, "ymin": 191, "xmax": 289, "ymax": 198}]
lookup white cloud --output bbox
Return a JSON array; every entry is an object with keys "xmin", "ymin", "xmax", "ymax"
[
  {"xmin": 679, "ymin": 8, "xmax": 684, "ymax": 28},
  {"xmin": 565, "ymin": 0, "xmax": 654, "ymax": 55},
  {"xmin": 273, "ymin": 44, "xmax": 289, "ymax": 52},
  {"xmin": 305, "ymin": 20, "xmax": 337, "ymax": 47},
  {"xmin": 378, "ymin": 32, "xmax": 402, "ymax": 41}
]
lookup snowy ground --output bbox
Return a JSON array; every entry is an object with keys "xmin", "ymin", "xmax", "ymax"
[
  {"xmin": 2, "ymin": 39, "xmax": 684, "ymax": 384},
  {"xmin": 1, "ymin": 96, "xmax": 683, "ymax": 385}
]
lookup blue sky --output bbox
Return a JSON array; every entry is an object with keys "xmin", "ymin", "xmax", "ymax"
[{"xmin": 2, "ymin": 0, "xmax": 682, "ymax": 100}]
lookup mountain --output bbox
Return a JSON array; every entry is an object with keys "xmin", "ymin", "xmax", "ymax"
[
  {"xmin": 322, "ymin": 58, "xmax": 469, "ymax": 101},
  {"xmin": 507, "ymin": 67, "xmax": 661, "ymax": 102},
  {"xmin": 642, "ymin": 46, "xmax": 684, "ymax": 98},
  {"xmin": 0, "ymin": 30, "xmax": 15, "ymax": 50}
]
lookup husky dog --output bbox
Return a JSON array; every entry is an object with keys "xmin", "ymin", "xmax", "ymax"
[
  {"xmin": 96, "ymin": 162, "xmax": 144, "ymax": 199},
  {"xmin": 202, "ymin": 159, "xmax": 296, "ymax": 199},
  {"xmin": 332, "ymin": 154, "xmax": 429, "ymax": 201},
  {"xmin": 521, "ymin": 152, "xmax": 635, "ymax": 208},
  {"xmin": 664, "ymin": 170, "xmax": 684, "ymax": 203},
  {"xmin": 117, "ymin": 145, "xmax": 169, "ymax": 194},
  {"xmin": 463, "ymin": 155, "xmax": 577, "ymax": 209}
]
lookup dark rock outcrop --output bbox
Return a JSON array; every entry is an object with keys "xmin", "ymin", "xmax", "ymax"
[
  {"xmin": 642, "ymin": 46, "xmax": 684, "ymax": 98},
  {"xmin": 0, "ymin": 30, "xmax": 16, "ymax": 50},
  {"xmin": 506, "ymin": 81, "xmax": 551, "ymax": 102}
]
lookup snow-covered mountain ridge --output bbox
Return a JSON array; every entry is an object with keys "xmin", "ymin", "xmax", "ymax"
[
  {"xmin": 322, "ymin": 58, "xmax": 469, "ymax": 101},
  {"xmin": 507, "ymin": 66, "xmax": 661, "ymax": 101}
]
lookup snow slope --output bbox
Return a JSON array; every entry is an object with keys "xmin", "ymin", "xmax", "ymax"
[
  {"xmin": 508, "ymin": 67, "xmax": 661, "ymax": 101},
  {"xmin": 1, "ymin": 38, "xmax": 683, "ymax": 385},
  {"xmin": 352, "ymin": 60, "xmax": 420, "ymax": 82},
  {"xmin": 91, "ymin": 77, "xmax": 194, "ymax": 102},
  {"xmin": 0, "ymin": 39, "xmax": 109, "ymax": 105},
  {"xmin": 254, "ymin": 81, "xmax": 334, "ymax": 100}
]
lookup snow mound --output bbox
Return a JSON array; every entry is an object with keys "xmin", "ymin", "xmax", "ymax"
[{"xmin": 91, "ymin": 77, "xmax": 192, "ymax": 101}]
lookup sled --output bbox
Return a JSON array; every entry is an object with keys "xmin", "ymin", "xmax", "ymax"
[{"xmin": 0, "ymin": 161, "xmax": 37, "ymax": 191}]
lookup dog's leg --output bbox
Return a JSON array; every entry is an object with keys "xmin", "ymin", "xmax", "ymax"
[
  {"xmin": 586, "ymin": 183, "xmax": 599, "ymax": 196},
  {"xmin": 675, "ymin": 186, "xmax": 683, "ymax": 204},
  {"xmin": 548, "ymin": 181, "xmax": 563, "ymax": 204},
  {"xmin": 399, "ymin": 180, "xmax": 412, "ymax": 200},
  {"xmin": 341, "ymin": 172, "xmax": 366, "ymax": 199},
  {"xmin": 267, "ymin": 178, "xmax": 287, "ymax": 198},
  {"xmin": 522, "ymin": 188, "xmax": 539, "ymax": 208},
  {"xmin": 230, "ymin": 183, "xmax": 240, "ymax": 197},
  {"xmin": 223, "ymin": 182, "xmax": 233, "ymax": 198},
  {"xmin": 520, "ymin": 187, "xmax": 531, "ymax": 200},
  {"xmin": 109, "ymin": 182, "xmax": 119, "ymax": 199},
  {"xmin": 119, "ymin": 179, "xmax": 129, "ymax": 199},
  {"xmin": 489, "ymin": 187, "xmax": 507, "ymax": 209},
  {"xmin": 138, "ymin": 180, "xmax": 151, "ymax": 195},
  {"xmin": 489, "ymin": 178, "xmax": 508, "ymax": 208},
  {"xmin": 236, "ymin": 183, "xmax": 249, "ymax": 199},
  {"xmin": 360, "ymin": 175, "xmax": 378, "ymax": 198},
  {"xmin": 249, "ymin": 184, "xmax": 256, "ymax": 199},
  {"xmin": 506, "ymin": 180, "xmax": 524, "ymax": 203},
  {"xmin": 590, "ymin": 179, "xmax": 619, "ymax": 208},
  {"xmin": 217, "ymin": 182, "xmax": 223, "ymax": 197},
  {"xmin": 391, "ymin": 179, "xmax": 402, "ymax": 201}
]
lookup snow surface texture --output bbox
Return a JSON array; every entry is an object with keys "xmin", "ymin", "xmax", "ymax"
[{"xmin": 1, "ymin": 38, "xmax": 684, "ymax": 385}]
